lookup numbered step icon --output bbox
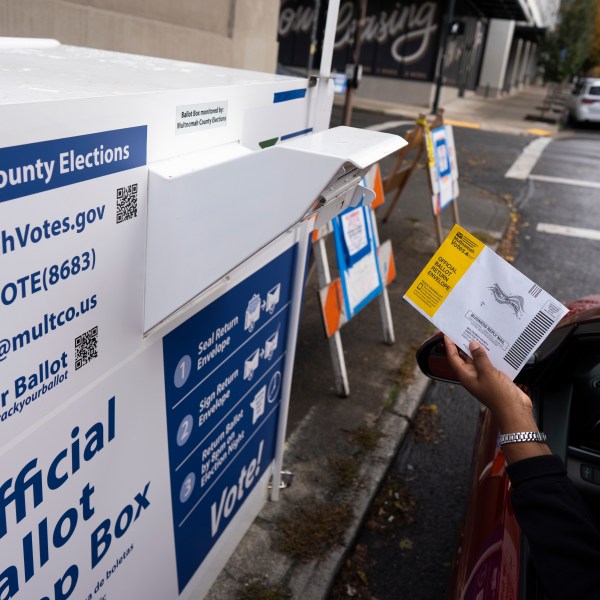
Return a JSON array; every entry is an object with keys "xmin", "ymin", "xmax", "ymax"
[
  {"xmin": 180, "ymin": 472, "xmax": 196, "ymax": 503},
  {"xmin": 176, "ymin": 415, "xmax": 194, "ymax": 447},
  {"xmin": 174, "ymin": 355, "xmax": 192, "ymax": 388}
]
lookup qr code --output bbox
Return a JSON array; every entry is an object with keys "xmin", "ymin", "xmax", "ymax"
[
  {"xmin": 116, "ymin": 184, "xmax": 138, "ymax": 223},
  {"xmin": 75, "ymin": 326, "xmax": 98, "ymax": 370}
]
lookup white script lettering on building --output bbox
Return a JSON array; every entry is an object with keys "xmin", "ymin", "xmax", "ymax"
[{"xmin": 278, "ymin": 1, "xmax": 438, "ymax": 66}]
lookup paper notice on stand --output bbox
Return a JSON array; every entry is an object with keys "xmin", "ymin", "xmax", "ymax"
[{"xmin": 404, "ymin": 225, "xmax": 569, "ymax": 380}]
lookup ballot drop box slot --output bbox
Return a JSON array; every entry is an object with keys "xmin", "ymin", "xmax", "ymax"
[{"xmin": 0, "ymin": 44, "xmax": 403, "ymax": 600}]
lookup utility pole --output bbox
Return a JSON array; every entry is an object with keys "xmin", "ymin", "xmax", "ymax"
[
  {"xmin": 342, "ymin": 0, "xmax": 368, "ymax": 126},
  {"xmin": 432, "ymin": 0, "xmax": 456, "ymax": 114}
]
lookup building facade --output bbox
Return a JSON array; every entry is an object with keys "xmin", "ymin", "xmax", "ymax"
[
  {"xmin": 278, "ymin": 0, "xmax": 561, "ymax": 106},
  {"xmin": 0, "ymin": 0, "xmax": 560, "ymax": 106},
  {"xmin": 0, "ymin": 0, "xmax": 281, "ymax": 73}
]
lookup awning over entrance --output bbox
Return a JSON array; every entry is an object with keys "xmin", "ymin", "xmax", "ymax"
[{"xmin": 468, "ymin": 0, "xmax": 530, "ymax": 22}]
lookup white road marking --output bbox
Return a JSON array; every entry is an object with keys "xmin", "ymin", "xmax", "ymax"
[
  {"xmin": 536, "ymin": 222, "xmax": 600, "ymax": 241},
  {"xmin": 505, "ymin": 137, "xmax": 552, "ymax": 179},
  {"xmin": 528, "ymin": 173, "xmax": 600, "ymax": 189},
  {"xmin": 366, "ymin": 120, "xmax": 413, "ymax": 132}
]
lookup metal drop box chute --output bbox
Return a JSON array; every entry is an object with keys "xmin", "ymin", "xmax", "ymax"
[{"xmin": 144, "ymin": 126, "xmax": 406, "ymax": 332}]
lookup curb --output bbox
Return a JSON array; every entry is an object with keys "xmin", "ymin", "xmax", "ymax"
[
  {"xmin": 333, "ymin": 94, "xmax": 558, "ymax": 137},
  {"xmin": 207, "ymin": 368, "xmax": 432, "ymax": 600},
  {"xmin": 296, "ymin": 368, "xmax": 431, "ymax": 599}
]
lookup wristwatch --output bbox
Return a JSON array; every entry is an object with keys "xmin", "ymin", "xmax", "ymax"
[{"xmin": 498, "ymin": 431, "xmax": 547, "ymax": 446}]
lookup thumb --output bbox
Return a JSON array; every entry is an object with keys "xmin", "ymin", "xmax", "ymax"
[{"xmin": 469, "ymin": 341, "xmax": 494, "ymax": 374}]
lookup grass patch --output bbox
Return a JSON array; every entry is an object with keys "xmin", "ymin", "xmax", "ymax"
[
  {"xmin": 274, "ymin": 502, "xmax": 353, "ymax": 561},
  {"xmin": 412, "ymin": 403, "xmax": 443, "ymax": 443},
  {"xmin": 397, "ymin": 341, "xmax": 421, "ymax": 387},
  {"xmin": 472, "ymin": 230, "xmax": 498, "ymax": 246},
  {"xmin": 346, "ymin": 426, "xmax": 382, "ymax": 452},
  {"xmin": 238, "ymin": 579, "xmax": 291, "ymax": 600},
  {"xmin": 330, "ymin": 455, "xmax": 359, "ymax": 490},
  {"xmin": 385, "ymin": 383, "xmax": 401, "ymax": 410}
]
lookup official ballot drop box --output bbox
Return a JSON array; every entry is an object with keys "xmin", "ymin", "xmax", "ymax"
[{"xmin": 0, "ymin": 43, "xmax": 404, "ymax": 600}]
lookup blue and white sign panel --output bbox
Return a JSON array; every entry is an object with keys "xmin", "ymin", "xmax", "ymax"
[
  {"xmin": 162, "ymin": 246, "xmax": 296, "ymax": 592},
  {"xmin": 333, "ymin": 74, "xmax": 348, "ymax": 95},
  {"xmin": 430, "ymin": 125, "xmax": 459, "ymax": 214},
  {"xmin": 332, "ymin": 205, "xmax": 383, "ymax": 319}
]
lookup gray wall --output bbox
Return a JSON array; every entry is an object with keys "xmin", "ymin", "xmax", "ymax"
[
  {"xmin": 356, "ymin": 75, "xmax": 460, "ymax": 108},
  {"xmin": 477, "ymin": 19, "xmax": 515, "ymax": 97},
  {"xmin": 0, "ymin": 0, "xmax": 280, "ymax": 72}
]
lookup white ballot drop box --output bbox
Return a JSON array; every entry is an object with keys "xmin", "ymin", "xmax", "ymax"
[{"xmin": 0, "ymin": 42, "xmax": 404, "ymax": 600}]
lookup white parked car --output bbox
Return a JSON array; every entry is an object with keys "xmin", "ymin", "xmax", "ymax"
[{"xmin": 568, "ymin": 78, "xmax": 600, "ymax": 123}]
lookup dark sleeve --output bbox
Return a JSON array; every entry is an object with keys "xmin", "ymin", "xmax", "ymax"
[{"xmin": 507, "ymin": 454, "xmax": 600, "ymax": 600}]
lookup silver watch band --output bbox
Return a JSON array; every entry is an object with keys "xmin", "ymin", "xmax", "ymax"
[{"xmin": 498, "ymin": 431, "xmax": 547, "ymax": 446}]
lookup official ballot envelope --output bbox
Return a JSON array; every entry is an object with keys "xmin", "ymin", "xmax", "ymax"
[{"xmin": 404, "ymin": 225, "xmax": 568, "ymax": 379}]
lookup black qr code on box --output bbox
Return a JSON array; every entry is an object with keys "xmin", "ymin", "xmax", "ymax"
[
  {"xmin": 75, "ymin": 326, "xmax": 98, "ymax": 370},
  {"xmin": 116, "ymin": 184, "xmax": 138, "ymax": 224}
]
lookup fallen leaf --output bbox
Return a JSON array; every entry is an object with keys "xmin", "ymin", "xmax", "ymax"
[{"xmin": 399, "ymin": 538, "xmax": 413, "ymax": 550}]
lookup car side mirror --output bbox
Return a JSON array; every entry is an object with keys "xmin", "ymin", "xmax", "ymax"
[{"xmin": 416, "ymin": 332, "xmax": 461, "ymax": 384}]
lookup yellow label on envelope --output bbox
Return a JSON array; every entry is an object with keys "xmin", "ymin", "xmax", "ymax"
[{"xmin": 404, "ymin": 225, "xmax": 484, "ymax": 317}]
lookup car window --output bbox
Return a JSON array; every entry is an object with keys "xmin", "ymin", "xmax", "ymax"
[
  {"xmin": 588, "ymin": 86, "xmax": 600, "ymax": 96},
  {"xmin": 573, "ymin": 81, "xmax": 586, "ymax": 95}
]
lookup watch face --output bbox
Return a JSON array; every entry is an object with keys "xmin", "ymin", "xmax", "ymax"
[{"xmin": 267, "ymin": 370, "xmax": 282, "ymax": 403}]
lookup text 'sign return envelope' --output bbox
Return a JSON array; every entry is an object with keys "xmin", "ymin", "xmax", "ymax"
[{"xmin": 404, "ymin": 225, "xmax": 568, "ymax": 380}]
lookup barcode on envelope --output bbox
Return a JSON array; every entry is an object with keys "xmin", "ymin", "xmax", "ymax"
[{"xmin": 503, "ymin": 311, "xmax": 554, "ymax": 369}]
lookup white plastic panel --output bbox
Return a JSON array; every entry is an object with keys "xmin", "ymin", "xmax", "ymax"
[
  {"xmin": 280, "ymin": 125, "xmax": 406, "ymax": 170},
  {"xmin": 144, "ymin": 127, "xmax": 405, "ymax": 332}
]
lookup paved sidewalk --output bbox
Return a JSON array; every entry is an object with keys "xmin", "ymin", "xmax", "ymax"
[
  {"xmin": 337, "ymin": 85, "xmax": 560, "ymax": 137},
  {"xmin": 206, "ymin": 88, "xmax": 545, "ymax": 600}
]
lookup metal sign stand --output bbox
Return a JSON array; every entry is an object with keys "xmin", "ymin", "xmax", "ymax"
[
  {"xmin": 382, "ymin": 111, "xmax": 460, "ymax": 245},
  {"xmin": 313, "ymin": 168, "xmax": 396, "ymax": 397},
  {"xmin": 314, "ymin": 232, "xmax": 351, "ymax": 397}
]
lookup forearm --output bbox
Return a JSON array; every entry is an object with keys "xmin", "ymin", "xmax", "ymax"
[{"xmin": 495, "ymin": 404, "xmax": 552, "ymax": 465}]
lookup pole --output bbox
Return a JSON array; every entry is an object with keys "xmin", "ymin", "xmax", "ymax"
[
  {"xmin": 431, "ymin": 0, "xmax": 456, "ymax": 115},
  {"xmin": 342, "ymin": 0, "xmax": 367, "ymax": 126},
  {"xmin": 319, "ymin": 0, "xmax": 340, "ymax": 78},
  {"xmin": 271, "ymin": 223, "xmax": 313, "ymax": 500},
  {"xmin": 309, "ymin": 0, "xmax": 340, "ymax": 133},
  {"xmin": 306, "ymin": 0, "xmax": 322, "ymax": 77}
]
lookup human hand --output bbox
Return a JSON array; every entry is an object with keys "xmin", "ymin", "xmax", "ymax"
[
  {"xmin": 443, "ymin": 335, "xmax": 551, "ymax": 463},
  {"xmin": 443, "ymin": 335, "xmax": 533, "ymax": 425}
]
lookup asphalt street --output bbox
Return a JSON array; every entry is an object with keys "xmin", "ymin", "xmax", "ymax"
[
  {"xmin": 331, "ymin": 107, "xmax": 534, "ymax": 234},
  {"xmin": 327, "ymin": 111, "xmax": 600, "ymax": 599},
  {"xmin": 516, "ymin": 127, "xmax": 600, "ymax": 302}
]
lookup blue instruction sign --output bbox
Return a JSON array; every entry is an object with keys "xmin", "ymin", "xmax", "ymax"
[{"xmin": 162, "ymin": 245, "xmax": 297, "ymax": 592}]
